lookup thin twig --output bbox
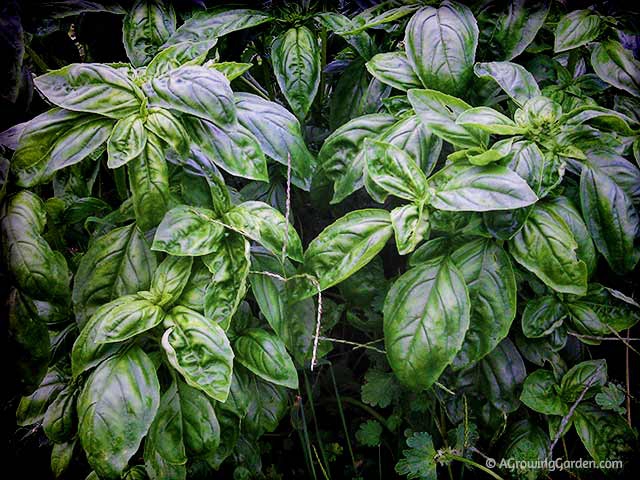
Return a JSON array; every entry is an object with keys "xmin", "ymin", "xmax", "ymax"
[
  {"xmin": 626, "ymin": 328, "xmax": 632, "ymax": 426},
  {"xmin": 281, "ymin": 152, "xmax": 292, "ymax": 264},
  {"xmin": 318, "ymin": 336, "xmax": 386, "ymax": 354}
]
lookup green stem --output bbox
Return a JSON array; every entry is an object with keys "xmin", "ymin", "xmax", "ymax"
[
  {"xmin": 341, "ymin": 396, "xmax": 389, "ymax": 431},
  {"xmin": 25, "ymin": 45, "xmax": 49, "ymax": 73},
  {"xmin": 449, "ymin": 455, "xmax": 505, "ymax": 480},
  {"xmin": 328, "ymin": 364, "xmax": 357, "ymax": 470}
]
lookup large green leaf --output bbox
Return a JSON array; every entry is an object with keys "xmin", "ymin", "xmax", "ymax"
[
  {"xmin": 223, "ymin": 201, "xmax": 302, "ymax": 262},
  {"xmin": 520, "ymin": 369, "xmax": 567, "ymax": 415},
  {"xmin": 123, "ymin": 0, "xmax": 176, "ymax": 67},
  {"xmin": 301, "ymin": 209, "xmax": 392, "ymax": 294},
  {"xmin": 521, "ymin": 295, "xmax": 566, "ymax": 338},
  {"xmin": 164, "ymin": 9, "xmax": 272, "ymax": 46},
  {"xmin": 492, "ymin": 0, "xmax": 550, "ymax": 60},
  {"xmin": 271, "ymin": 26, "xmax": 321, "ymax": 119},
  {"xmin": 479, "ymin": 338, "xmax": 526, "ymax": 413},
  {"xmin": 384, "ymin": 256, "xmax": 470, "ymax": 390},
  {"xmin": 128, "ymin": 134, "xmax": 170, "ymax": 231},
  {"xmin": 34, "ymin": 64, "xmax": 143, "ymax": 118},
  {"xmin": 407, "ymin": 89, "xmax": 487, "ymax": 148},
  {"xmin": 591, "ymin": 40, "xmax": 640, "ymax": 97},
  {"xmin": 92, "ymin": 295, "xmax": 165, "ymax": 343},
  {"xmin": 107, "ymin": 113, "xmax": 147, "ymax": 169},
  {"xmin": 150, "ymin": 255, "xmax": 193, "ymax": 308},
  {"xmin": 1, "ymin": 191, "xmax": 70, "ymax": 302},
  {"xmin": 365, "ymin": 52, "xmax": 422, "ymax": 92},
  {"xmin": 241, "ymin": 369, "xmax": 289, "ymax": 437},
  {"xmin": 73, "ymin": 223, "xmax": 156, "ymax": 328},
  {"xmin": 202, "ymin": 233, "xmax": 250, "ymax": 330},
  {"xmin": 455, "ymin": 107, "xmax": 523, "ymax": 135},
  {"xmin": 42, "ymin": 385, "xmax": 76, "ymax": 442},
  {"xmin": 474, "ymin": 61, "xmax": 540, "ymax": 107},
  {"xmin": 233, "ymin": 329, "xmax": 298, "ymax": 389},
  {"xmin": 17, "ymin": 367, "xmax": 67, "ymax": 426},
  {"xmin": 78, "ymin": 347, "xmax": 160, "ymax": 479},
  {"xmin": 559, "ymin": 359, "xmax": 607, "ymax": 402},
  {"xmin": 579, "ymin": 166, "xmax": 639, "ymax": 273},
  {"xmin": 427, "ymin": 162, "xmax": 538, "ymax": 212},
  {"xmin": 235, "ymin": 93, "xmax": 315, "ymax": 190},
  {"xmin": 574, "ymin": 403, "xmax": 635, "ymax": 462},
  {"xmin": 509, "ymin": 202, "xmax": 588, "ymax": 294},
  {"xmin": 144, "ymin": 65, "xmax": 235, "ymax": 126},
  {"xmin": 404, "ymin": 2, "xmax": 478, "ymax": 95},
  {"xmin": 163, "ymin": 306, "xmax": 234, "ymax": 402},
  {"xmin": 145, "ymin": 108, "xmax": 189, "ymax": 155},
  {"xmin": 390, "ymin": 204, "xmax": 430, "ymax": 255},
  {"xmin": 554, "ymin": 9, "xmax": 602, "ymax": 53},
  {"xmin": 152, "ymin": 205, "xmax": 225, "ymax": 256},
  {"xmin": 565, "ymin": 284, "xmax": 640, "ymax": 333},
  {"xmin": 450, "ymin": 239, "xmax": 516, "ymax": 369}
]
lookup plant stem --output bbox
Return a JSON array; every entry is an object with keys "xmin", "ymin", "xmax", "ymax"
[
  {"xmin": 341, "ymin": 396, "xmax": 389, "ymax": 430},
  {"xmin": 448, "ymin": 454, "xmax": 505, "ymax": 480},
  {"xmin": 328, "ymin": 363, "xmax": 357, "ymax": 470}
]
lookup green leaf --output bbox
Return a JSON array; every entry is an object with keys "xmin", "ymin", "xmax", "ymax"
[
  {"xmin": 123, "ymin": 0, "xmax": 176, "ymax": 67},
  {"xmin": 356, "ymin": 420, "xmax": 383, "ymax": 447},
  {"xmin": 43, "ymin": 385, "xmax": 77, "ymax": 442},
  {"xmin": 315, "ymin": 12, "xmax": 376, "ymax": 59},
  {"xmin": 235, "ymin": 93, "xmax": 315, "ymax": 190},
  {"xmin": 51, "ymin": 440, "xmax": 76, "ymax": 478},
  {"xmin": 479, "ymin": 338, "xmax": 527, "ymax": 413},
  {"xmin": 146, "ymin": 39, "xmax": 216, "ymax": 79},
  {"xmin": 364, "ymin": 139, "xmax": 427, "ymax": 202},
  {"xmin": 554, "ymin": 10, "xmax": 602, "ymax": 53},
  {"xmin": 520, "ymin": 369, "xmax": 567, "ymax": 415},
  {"xmin": 390, "ymin": 203, "xmax": 430, "ymax": 256},
  {"xmin": 164, "ymin": 9, "xmax": 272, "ymax": 46},
  {"xmin": 559, "ymin": 359, "xmax": 607, "ymax": 402},
  {"xmin": 152, "ymin": 205, "xmax": 225, "ymax": 256},
  {"xmin": 366, "ymin": 52, "xmax": 422, "ymax": 91},
  {"xmin": 521, "ymin": 295, "xmax": 567, "ymax": 338},
  {"xmin": 128, "ymin": 133, "xmax": 170, "ymax": 231},
  {"xmin": 361, "ymin": 367, "xmax": 400, "ymax": 409},
  {"xmin": 34, "ymin": 64, "xmax": 143, "ymax": 118},
  {"xmin": 384, "ymin": 256, "xmax": 469, "ymax": 390},
  {"xmin": 450, "ymin": 239, "xmax": 516, "ymax": 369},
  {"xmin": 92, "ymin": 294, "xmax": 165, "ymax": 343},
  {"xmin": 242, "ymin": 369, "xmax": 289, "ymax": 438},
  {"xmin": 1, "ymin": 191, "xmax": 70, "ymax": 301},
  {"xmin": 501, "ymin": 420, "xmax": 550, "ymax": 468},
  {"xmin": 78, "ymin": 347, "xmax": 160, "ymax": 479},
  {"xmin": 579, "ymin": 166, "xmax": 640, "ymax": 273},
  {"xmin": 206, "ymin": 61, "xmax": 253, "ymax": 81},
  {"xmin": 395, "ymin": 432, "xmax": 437, "ymax": 480},
  {"xmin": 405, "ymin": 3, "xmax": 478, "ymax": 96},
  {"xmin": 150, "ymin": 255, "xmax": 193, "ymax": 307},
  {"xmin": 223, "ymin": 201, "xmax": 302, "ymax": 262},
  {"xmin": 144, "ymin": 107, "xmax": 189, "ymax": 155},
  {"xmin": 202, "ymin": 233, "xmax": 250, "ymax": 330},
  {"xmin": 474, "ymin": 61, "xmax": 541, "ymax": 107},
  {"xmin": 163, "ymin": 306, "xmax": 234, "ymax": 402},
  {"xmin": 143, "ymin": 66, "xmax": 236, "ymax": 126},
  {"xmin": 428, "ymin": 162, "xmax": 538, "ymax": 212},
  {"xmin": 271, "ymin": 26, "xmax": 321, "ymax": 119},
  {"xmin": 408, "ymin": 89, "xmax": 488, "ymax": 148},
  {"xmin": 73, "ymin": 223, "xmax": 156, "ymax": 328},
  {"xmin": 107, "ymin": 113, "xmax": 147, "ymax": 168},
  {"xmin": 301, "ymin": 209, "xmax": 393, "ymax": 294},
  {"xmin": 233, "ymin": 328, "xmax": 298, "ymax": 388},
  {"xmin": 591, "ymin": 40, "xmax": 640, "ymax": 97},
  {"xmin": 176, "ymin": 260, "xmax": 210, "ymax": 313},
  {"xmin": 492, "ymin": 0, "xmax": 550, "ymax": 60},
  {"xmin": 574, "ymin": 403, "xmax": 634, "ymax": 463},
  {"xmin": 17, "ymin": 367, "xmax": 67, "ymax": 426},
  {"xmin": 565, "ymin": 284, "xmax": 640, "ymax": 333},
  {"xmin": 509, "ymin": 202, "xmax": 588, "ymax": 295},
  {"xmin": 181, "ymin": 116, "xmax": 268, "ymax": 182},
  {"xmin": 456, "ymin": 107, "xmax": 523, "ymax": 135},
  {"xmin": 595, "ymin": 383, "xmax": 626, "ymax": 414}
]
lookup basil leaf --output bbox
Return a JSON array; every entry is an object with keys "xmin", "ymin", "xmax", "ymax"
[
  {"xmin": 591, "ymin": 40, "xmax": 640, "ymax": 97},
  {"xmin": 559, "ymin": 359, "xmax": 607, "ymax": 402},
  {"xmin": 271, "ymin": 26, "xmax": 321, "ymax": 119},
  {"xmin": 128, "ymin": 133, "xmax": 170, "ymax": 231},
  {"xmin": 78, "ymin": 347, "xmax": 160, "ymax": 479},
  {"xmin": 520, "ymin": 369, "xmax": 566, "ymax": 416},
  {"xmin": 390, "ymin": 204, "xmax": 430, "ymax": 256},
  {"xmin": 1, "ymin": 191, "xmax": 70, "ymax": 302},
  {"xmin": 408, "ymin": 89, "xmax": 488, "ymax": 148},
  {"xmin": 91, "ymin": 295, "xmax": 164, "ymax": 343},
  {"xmin": 474, "ymin": 61, "xmax": 540, "ymax": 107},
  {"xmin": 51, "ymin": 440, "xmax": 76, "ymax": 478},
  {"xmin": 73, "ymin": 223, "xmax": 156, "ymax": 328},
  {"xmin": 152, "ymin": 205, "xmax": 225, "ymax": 256},
  {"xmin": 428, "ymin": 162, "xmax": 538, "ymax": 212},
  {"xmin": 234, "ymin": 328, "xmax": 298, "ymax": 389},
  {"xmin": 301, "ymin": 209, "xmax": 393, "ymax": 294},
  {"xmin": 163, "ymin": 306, "xmax": 234, "ymax": 402},
  {"xmin": 364, "ymin": 139, "xmax": 427, "ymax": 202},
  {"xmin": 315, "ymin": 12, "xmax": 376, "ymax": 60},
  {"xmin": 145, "ymin": 108, "xmax": 189, "ymax": 155},
  {"xmin": 405, "ymin": 3, "xmax": 478, "ymax": 95},
  {"xmin": 456, "ymin": 107, "xmax": 523, "ymax": 135},
  {"xmin": 235, "ymin": 92, "xmax": 315, "ymax": 190},
  {"xmin": 565, "ymin": 284, "xmax": 640, "ymax": 333},
  {"xmin": 492, "ymin": 0, "xmax": 550, "ymax": 61},
  {"xmin": 176, "ymin": 260, "xmax": 210, "ymax": 313},
  {"xmin": 164, "ymin": 9, "xmax": 272, "ymax": 46},
  {"xmin": 202, "ymin": 233, "xmax": 250, "ymax": 330},
  {"xmin": 43, "ymin": 385, "xmax": 77, "ymax": 442},
  {"xmin": 579, "ymin": 166, "xmax": 640, "ymax": 273},
  {"xmin": 123, "ymin": 0, "xmax": 176, "ymax": 67},
  {"xmin": 34, "ymin": 64, "xmax": 143, "ymax": 118},
  {"xmin": 574, "ymin": 403, "xmax": 635, "ymax": 462},
  {"xmin": 510, "ymin": 202, "xmax": 588, "ymax": 295},
  {"xmin": 17, "ymin": 367, "xmax": 67, "ymax": 426},
  {"xmin": 384, "ymin": 256, "xmax": 470, "ymax": 390},
  {"xmin": 224, "ymin": 201, "xmax": 302, "ymax": 262},
  {"xmin": 107, "ymin": 113, "xmax": 147, "ymax": 169},
  {"xmin": 479, "ymin": 338, "xmax": 526, "ymax": 413},
  {"xmin": 146, "ymin": 40, "xmax": 216, "ymax": 79},
  {"xmin": 144, "ymin": 66, "xmax": 236, "ymax": 126},
  {"xmin": 521, "ymin": 295, "xmax": 567, "ymax": 339},
  {"xmin": 450, "ymin": 239, "xmax": 516, "ymax": 369},
  {"xmin": 150, "ymin": 255, "xmax": 193, "ymax": 307},
  {"xmin": 366, "ymin": 52, "xmax": 422, "ymax": 92},
  {"xmin": 554, "ymin": 10, "xmax": 602, "ymax": 53},
  {"xmin": 242, "ymin": 370, "xmax": 289, "ymax": 438}
]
